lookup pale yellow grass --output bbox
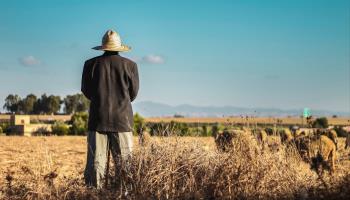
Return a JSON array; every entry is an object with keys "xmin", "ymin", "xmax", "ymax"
[{"xmin": 0, "ymin": 135, "xmax": 349, "ymax": 199}]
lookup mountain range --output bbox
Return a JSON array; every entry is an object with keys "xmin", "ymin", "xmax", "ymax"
[{"xmin": 133, "ymin": 101, "xmax": 350, "ymax": 117}]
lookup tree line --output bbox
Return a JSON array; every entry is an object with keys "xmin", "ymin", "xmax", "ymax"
[{"xmin": 3, "ymin": 93, "xmax": 90, "ymax": 115}]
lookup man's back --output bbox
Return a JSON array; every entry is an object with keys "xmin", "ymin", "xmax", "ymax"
[
  {"xmin": 83, "ymin": 29, "xmax": 138, "ymax": 189},
  {"xmin": 81, "ymin": 51, "xmax": 139, "ymax": 133}
]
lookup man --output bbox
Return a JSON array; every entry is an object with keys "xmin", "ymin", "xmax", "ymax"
[{"xmin": 82, "ymin": 29, "xmax": 139, "ymax": 189}]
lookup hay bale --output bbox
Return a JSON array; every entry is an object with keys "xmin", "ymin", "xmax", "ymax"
[
  {"xmin": 215, "ymin": 129, "xmax": 246, "ymax": 152},
  {"xmin": 291, "ymin": 135, "xmax": 336, "ymax": 174},
  {"xmin": 309, "ymin": 135, "xmax": 337, "ymax": 173}
]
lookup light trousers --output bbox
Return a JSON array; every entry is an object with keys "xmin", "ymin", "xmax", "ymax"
[{"xmin": 84, "ymin": 131, "xmax": 133, "ymax": 189}]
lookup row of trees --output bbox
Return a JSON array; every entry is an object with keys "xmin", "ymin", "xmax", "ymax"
[{"xmin": 3, "ymin": 93, "xmax": 90, "ymax": 114}]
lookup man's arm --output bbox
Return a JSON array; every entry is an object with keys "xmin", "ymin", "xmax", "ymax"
[
  {"xmin": 128, "ymin": 62, "xmax": 139, "ymax": 102},
  {"xmin": 81, "ymin": 61, "xmax": 92, "ymax": 100}
]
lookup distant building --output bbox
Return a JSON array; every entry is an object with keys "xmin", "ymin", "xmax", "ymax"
[
  {"xmin": 11, "ymin": 115, "xmax": 30, "ymax": 125},
  {"xmin": 9, "ymin": 115, "xmax": 52, "ymax": 136}
]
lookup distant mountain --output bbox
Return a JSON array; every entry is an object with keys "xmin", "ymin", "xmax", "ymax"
[{"xmin": 133, "ymin": 101, "xmax": 350, "ymax": 117}]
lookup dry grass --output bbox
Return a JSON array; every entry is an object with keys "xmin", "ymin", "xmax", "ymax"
[
  {"xmin": 146, "ymin": 117, "xmax": 350, "ymax": 126},
  {"xmin": 2, "ymin": 114, "xmax": 349, "ymax": 126},
  {"xmin": 0, "ymin": 135, "xmax": 349, "ymax": 200}
]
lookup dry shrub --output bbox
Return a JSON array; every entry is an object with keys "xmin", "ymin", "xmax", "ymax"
[
  {"xmin": 207, "ymin": 133, "xmax": 315, "ymax": 199},
  {"xmin": 128, "ymin": 138, "xmax": 209, "ymax": 199},
  {"xmin": 108, "ymin": 134, "xmax": 317, "ymax": 199},
  {"xmin": 1, "ymin": 136, "xmax": 350, "ymax": 200}
]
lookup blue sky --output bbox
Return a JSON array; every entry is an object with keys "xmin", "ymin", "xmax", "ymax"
[{"xmin": 0, "ymin": 0, "xmax": 349, "ymax": 112}]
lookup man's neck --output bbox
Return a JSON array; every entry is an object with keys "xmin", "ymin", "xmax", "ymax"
[{"xmin": 103, "ymin": 51, "xmax": 119, "ymax": 56}]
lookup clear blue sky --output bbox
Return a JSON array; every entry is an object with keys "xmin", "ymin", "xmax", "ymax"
[{"xmin": 0, "ymin": 0, "xmax": 349, "ymax": 112}]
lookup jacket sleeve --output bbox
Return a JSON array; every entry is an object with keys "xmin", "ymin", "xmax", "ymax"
[
  {"xmin": 128, "ymin": 63, "xmax": 139, "ymax": 102},
  {"xmin": 81, "ymin": 61, "xmax": 93, "ymax": 100}
]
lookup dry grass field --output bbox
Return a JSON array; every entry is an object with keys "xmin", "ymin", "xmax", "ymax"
[
  {"xmin": 146, "ymin": 117, "xmax": 350, "ymax": 126},
  {"xmin": 0, "ymin": 135, "xmax": 349, "ymax": 200},
  {"xmin": 1, "ymin": 115, "xmax": 349, "ymax": 126}
]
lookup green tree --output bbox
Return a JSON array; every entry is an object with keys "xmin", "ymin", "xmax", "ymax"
[
  {"xmin": 63, "ymin": 93, "xmax": 90, "ymax": 114},
  {"xmin": 33, "ymin": 95, "xmax": 44, "ymax": 114},
  {"xmin": 18, "ymin": 94, "xmax": 37, "ymax": 114},
  {"xmin": 46, "ymin": 95, "xmax": 62, "ymax": 114},
  {"xmin": 34, "ymin": 94, "xmax": 62, "ymax": 114},
  {"xmin": 3, "ymin": 94, "xmax": 21, "ymax": 113}
]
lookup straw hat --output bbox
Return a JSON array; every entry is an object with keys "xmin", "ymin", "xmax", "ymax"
[{"xmin": 92, "ymin": 29, "xmax": 131, "ymax": 52}]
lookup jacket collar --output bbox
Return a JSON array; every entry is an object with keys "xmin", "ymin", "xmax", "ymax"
[{"xmin": 103, "ymin": 51, "xmax": 120, "ymax": 56}]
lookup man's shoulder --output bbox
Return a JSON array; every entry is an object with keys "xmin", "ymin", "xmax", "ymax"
[
  {"xmin": 84, "ymin": 55, "xmax": 104, "ymax": 65},
  {"xmin": 119, "ymin": 56, "xmax": 137, "ymax": 66}
]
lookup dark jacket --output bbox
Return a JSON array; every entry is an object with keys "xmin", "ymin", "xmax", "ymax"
[{"xmin": 81, "ymin": 52, "xmax": 139, "ymax": 133}]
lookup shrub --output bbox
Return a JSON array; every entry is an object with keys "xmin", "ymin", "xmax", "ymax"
[
  {"xmin": 148, "ymin": 122, "xmax": 190, "ymax": 136},
  {"xmin": 123, "ymin": 133, "xmax": 318, "ymax": 199},
  {"xmin": 172, "ymin": 121, "xmax": 189, "ymax": 136},
  {"xmin": 211, "ymin": 125, "xmax": 219, "ymax": 137},
  {"xmin": 201, "ymin": 125, "xmax": 210, "ymax": 137},
  {"xmin": 0, "ymin": 123, "xmax": 10, "ymax": 134},
  {"xmin": 52, "ymin": 121, "xmax": 69, "ymax": 136},
  {"xmin": 69, "ymin": 112, "xmax": 88, "ymax": 135},
  {"xmin": 149, "ymin": 123, "xmax": 165, "ymax": 136},
  {"xmin": 188, "ymin": 127, "xmax": 202, "ymax": 136},
  {"xmin": 312, "ymin": 117, "xmax": 328, "ymax": 128},
  {"xmin": 211, "ymin": 123, "xmax": 224, "ymax": 138},
  {"xmin": 334, "ymin": 126, "xmax": 348, "ymax": 137},
  {"xmin": 133, "ymin": 113, "xmax": 145, "ymax": 135},
  {"xmin": 265, "ymin": 127, "xmax": 274, "ymax": 135},
  {"xmin": 33, "ymin": 127, "xmax": 50, "ymax": 136}
]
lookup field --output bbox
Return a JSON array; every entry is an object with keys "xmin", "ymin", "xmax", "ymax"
[
  {"xmin": 146, "ymin": 117, "xmax": 350, "ymax": 126},
  {"xmin": 0, "ymin": 135, "xmax": 349, "ymax": 200},
  {"xmin": 1, "ymin": 115, "xmax": 350, "ymax": 126}
]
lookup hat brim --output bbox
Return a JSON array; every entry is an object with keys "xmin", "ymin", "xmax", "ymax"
[{"xmin": 92, "ymin": 45, "xmax": 131, "ymax": 52}]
